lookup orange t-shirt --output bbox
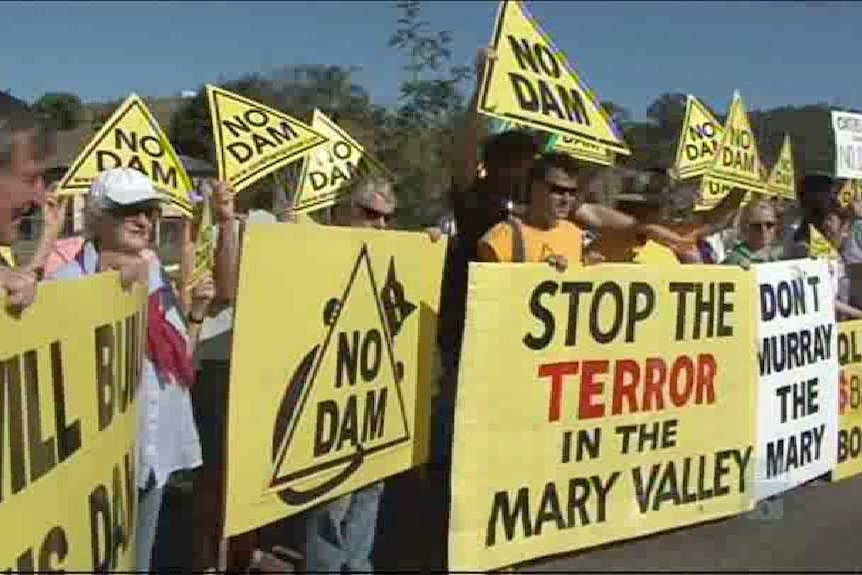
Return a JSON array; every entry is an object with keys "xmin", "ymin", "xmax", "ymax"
[
  {"xmin": 478, "ymin": 220, "xmax": 583, "ymax": 264},
  {"xmin": 590, "ymin": 223, "xmax": 699, "ymax": 263}
]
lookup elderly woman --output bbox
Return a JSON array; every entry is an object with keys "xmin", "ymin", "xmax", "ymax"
[
  {"xmin": 48, "ymin": 167, "xmax": 214, "ymax": 572},
  {"xmin": 721, "ymin": 199, "xmax": 783, "ymax": 267}
]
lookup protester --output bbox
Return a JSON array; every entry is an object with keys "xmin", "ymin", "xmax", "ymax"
[
  {"xmin": 0, "ymin": 104, "xmax": 49, "ymax": 313},
  {"xmin": 721, "ymin": 199, "xmax": 784, "ymax": 267},
  {"xmin": 47, "ymin": 167, "xmax": 215, "ymax": 572},
  {"xmin": 302, "ymin": 175, "xmax": 395, "ymax": 574},
  {"xmin": 478, "ymin": 152, "xmax": 582, "ymax": 269}
]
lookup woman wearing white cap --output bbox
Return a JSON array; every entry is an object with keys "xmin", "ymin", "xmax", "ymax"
[{"xmin": 48, "ymin": 167, "xmax": 214, "ymax": 572}]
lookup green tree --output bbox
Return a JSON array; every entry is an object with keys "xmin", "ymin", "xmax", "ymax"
[
  {"xmin": 33, "ymin": 92, "xmax": 84, "ymax": 130},
  {"xmin": 384, "ymin": 0, "xmax": 471, "ymax": 227}
]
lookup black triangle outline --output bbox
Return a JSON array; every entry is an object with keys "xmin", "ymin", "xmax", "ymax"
[
  {"xmin": 478, "ymin": 1, "xmax": 630, "ymax": 153},
  {"xmin": 269, "ymin": 243, "xmax": 411, "ymax": 488},
  {"xmin": 59, "ymin": 98, "xmax": 193, "ymax": 215},
  {"xmin": 209, "ymin": 88, "xmax": 327, "ymax": 192}
]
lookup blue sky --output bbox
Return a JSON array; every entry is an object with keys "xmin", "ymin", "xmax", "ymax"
[{"xmin": 1, "ymin": 1, "xmax": 860, "ymax": 119}]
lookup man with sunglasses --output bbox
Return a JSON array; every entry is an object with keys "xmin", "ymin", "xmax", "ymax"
[
  {"xmin": 478, "ymin": 152, "xmax": 583, "ymax": 269},
  {"xmin": 331, "ymin": 175, "xmax": 395, "ymax": 228}
]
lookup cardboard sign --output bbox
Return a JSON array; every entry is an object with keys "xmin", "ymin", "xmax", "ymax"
[
  {"xmin": 832, "ymin": 111, "xmax": 862, "ymax": 180},
  {"xmin": 187, "ymin": 195, "xmax": 215, "ymax": 291},
  {"xmin": 809, "ymin": 225, "xmax": 840, "ymax": 260},
  {"xmin": 754, "ymin": 260, "xmax": 838, "ymax": 501},
  {"xmin": 672, "ymin": 95, "xmax": 723, "ymax": 181},
  {"xmin": 833, "ymin": 320, "xmax": 862, "ymax": 481},
  {"xmin": 450, "ymin": 264, "xmax": 758, "ymax": 571},
  {"xmin": 703, "ymin": 92, "xmax": 766, "ymax": 196},
  {"xmin": 478, "ymin": 1, "xmax": 629, "ymax": 155},
  {"xmin": 224, "ymin": 224, "xmax": 446, "ymax": 536},
  {"xmin": 293, "ymin": 110, "xmax": 387, "ymax": 214},
  {"xmin": 766, "ymin": 134, "xmax": 795, "ymax": 200},
  {"xmin": 56, "ymin": 94, "xmax": 193, "ymax": 218},
  {"xmin": 552, "ymin": 133, "xmax": 615, "ymax": 166},
  {"xmin": 206, "ymin": 85, "xmax": 327, "ymax": 194},
  {"xmin": 0, "ymin": 274, "xmax": 146, "ymax": 571},
  {"xmin": 837, "ymin": 178, "xmax": 862, "ymax": 208}
]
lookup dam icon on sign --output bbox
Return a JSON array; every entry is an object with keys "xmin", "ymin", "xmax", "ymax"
[{"xmin": 268, "ymin": 245, "xmax": 413, "ymax": 506}]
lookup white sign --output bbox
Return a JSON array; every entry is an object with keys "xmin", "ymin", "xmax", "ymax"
[
  {"xmin": 755, "ymin": 259, "xmax": 839, "ymax": 501},
  {"xmin": 832, "ymin": 111, "xmax": 862, "ymax": 179}
]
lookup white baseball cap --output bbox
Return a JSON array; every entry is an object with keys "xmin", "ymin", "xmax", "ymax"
[{"xmin": 89, "ymin": 168, "xmax": 161, "ymax": 208}]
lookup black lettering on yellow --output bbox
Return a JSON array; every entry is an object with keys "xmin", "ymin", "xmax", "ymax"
[
  {"xmin": 38, "ymin": 526, "xmax": 68, "ymax": 572},
  {"xmin": 265, "ymin": 121, "xmax": 298, "ymax": 145},
  {"xmin": 94, "ymin": 323, "xmax": 115, "ymax": 432},
  {"xmin": 0, "ymin": 355, "xmax": 27, "ymax": 498},
  {"xmin": 524, "ymin": 280, "xmax": 558, "ymax": 351},
  {"xmin": 89, "ymin": 484, "xmax": 112, "ymax": 573},
  {"xmin": 50, "ymin": 341, "xmax": 82, "ymax": 463},
  {"xmin": 23, "ymin": 349, "xmax": 56, "ymax": 483}
]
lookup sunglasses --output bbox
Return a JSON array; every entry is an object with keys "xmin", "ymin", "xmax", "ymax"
[
  {"xmin": 107, "ymin": 202, "xmax": 161, "ymax": 220},
  {"xmin": 748, "ymin": 221, "xmax": 776, "ymax": 231}
]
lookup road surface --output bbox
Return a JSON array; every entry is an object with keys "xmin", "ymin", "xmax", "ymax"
[{"xmin": 376, "ymin": 471, "xmax": 862, "ymax": 572}]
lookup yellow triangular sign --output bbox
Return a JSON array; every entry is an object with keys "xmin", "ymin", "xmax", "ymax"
[
  {"xmin": 672, "ymin": 95, "xmax": 723, "ymax": 181},
  {"xmin": 552, "ymin": 133, "xmax": 615, "ymax": 166},
  {"xmin": 293, "ymin": 110, "xmax": 387, "ymax": 214},
  {"xmin": 268, "ymin": 247, "xmax": 410, "ymax": 495},
  {"xmin": 206, "ymin": 85, "xmax": 327, "ymax": 194},
  {"xmin": 478, "ymin": 1, "xmax": 630, "ymax": 155},
  {"xmin": 56, "ymin": 94, "xmax": 193, "ymax": 217},
  {"xmin": 187, "ymin": 193, "xmax": 215, "ymax": 290},
  {"xmin": 767, "ymin": 134, "xmax": 795, "ymax": 200},
  {"xmin": 838, "ymin": 179, "xmax": 862, "ymax": 207},
  {"xmin": 704, "ymin": 91, "xmax": 767, "ymax": 195},
  {"xmin": 809, "ymin": 225, "xmax": 839, "ymax": 259}
]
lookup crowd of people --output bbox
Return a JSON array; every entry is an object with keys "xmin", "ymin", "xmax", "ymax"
[{"xmin": 2, "ymin": 46, "xmax": 862, "ymax": 573}]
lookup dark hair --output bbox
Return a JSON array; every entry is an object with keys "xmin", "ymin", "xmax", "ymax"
[
  {"xmin": 0, "ymin": 107, "xmax": 53, "ymax": 171},
  {"xmin": 528, "ymin": 151, "xmax": 579, "ymax": 183},
  {"xmin": 481, "ymin": 130, "xmax": 539, "ymax": 170}
]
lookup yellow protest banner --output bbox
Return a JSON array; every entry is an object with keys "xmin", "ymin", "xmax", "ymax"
[
  {"xmin": 0, "ymin": 273, "xmax": 146, "ymax": 572},
  {"xmin": 834, "ymin": 320, "xmax": 862, "ymax": 480},
  {"xmin": 56, "ymin": 94, "xmax": 194, "ymax": 218},
  {"xmin": 703, "ymin": 91, "xmax": 767, "ymax": 196},
  {"xmin": 187, "ymin": 195, "xmax": 215, "ymax": 290},
  {"xmin": 293, "ymin": 110, "xmax": 388, "ymax": 214},
  {"xmin": 478, "ymin": 1, "xmax": 630, "ymax": 155},
  {"xmin": 837, "ymin": 179, "xmax": 862, "ymax": 207},
  {"xmin": 206, "ymin": 85, "xmax": 327, "ymax": 194},
  {"xmin": 809, "ymin": 225, "xmax": 839, "ymax": 259},
  {"xmin": 672, "ymin": 95, "xmax": 723, "ymax": 181},
  {"xmin": 449, "ymin": 264, "xmax": 757, "ymax": 571},
  {"xmin": 766, "ymin": 134, "xmax": 795, "ymax": 200},
  {"xmin": 224, "ymin": 224, "xmax": 446, "ymax": 536}
]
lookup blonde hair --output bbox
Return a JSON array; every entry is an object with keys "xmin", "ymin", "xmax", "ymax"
[{"xmin": 739, "ymin": 198, "xmax": 777, "ymax": 230}]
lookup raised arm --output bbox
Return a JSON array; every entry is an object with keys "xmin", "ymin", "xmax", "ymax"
[
  {"xmin": 572, "ymin": 203, "xmax": 695, "ymax": 253},
  {"xmin": 452, "ymin": 48, "xmax": 495, "ymax": 194},
  {"xmin": 20, "ymin": 191, "xmax": 68, "ymax": 276},
  {"xmin": 690, "ymin": 188, "xmax": 746, "ymax": 239},
  {"xmin": 212, "ymin": 181, "xmax": 238, "ymax": 306}
]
